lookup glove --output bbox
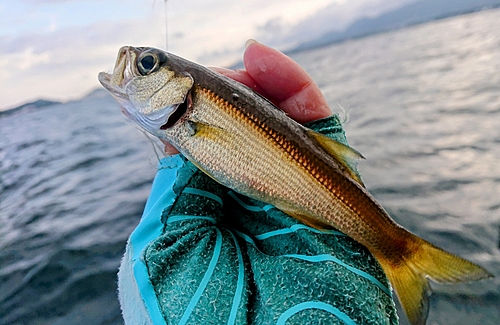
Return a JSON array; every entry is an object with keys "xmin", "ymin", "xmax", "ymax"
[{"xmin": 117, "ymin": 114, "xmax": 398, "ymax": 325}]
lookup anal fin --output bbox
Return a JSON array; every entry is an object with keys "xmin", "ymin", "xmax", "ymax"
[{"xmin": 276, "ymin": 204, "xmax": 334, "ymax": 231}]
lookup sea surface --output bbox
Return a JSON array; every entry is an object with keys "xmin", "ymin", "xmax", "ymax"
[{"xmin": 1, "ymin": 9, "xmax": 500, "ymax": 325}]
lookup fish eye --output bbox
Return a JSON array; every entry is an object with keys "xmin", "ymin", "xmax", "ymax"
[{"xmin": 137, "ymin": 52, "xmax": 159, "ymax": 75}]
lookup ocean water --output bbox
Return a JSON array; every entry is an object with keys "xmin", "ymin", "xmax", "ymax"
[{"xmin": 1, "ymin": 8, "xmax": 500, "ymax": 325}]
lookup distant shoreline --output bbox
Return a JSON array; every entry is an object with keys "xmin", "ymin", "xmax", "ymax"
[
  {"xmin": 0, "ymin": 99, "xmax": 62, "ymax": 117},
  {"xmin": 0, "ymin": 88, "xmax": 110, "ymax": 116},
  {"xmin": 287, "ymin": 4, "xmax": 500, "ymax": 54}
]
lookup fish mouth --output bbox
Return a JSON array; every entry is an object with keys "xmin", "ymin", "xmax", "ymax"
[{"xmin": 98, "ymin": 46, "xmax": 136, "ymax": 99}]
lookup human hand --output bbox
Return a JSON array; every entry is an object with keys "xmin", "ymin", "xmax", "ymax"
[{"xmin": 162, "ymin": 39, "xmax": 332, "ymax": 154}]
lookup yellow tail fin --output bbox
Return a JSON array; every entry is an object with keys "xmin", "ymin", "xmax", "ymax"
[{"xmin": 379, "ymin": 236, "xmax": 493, "ymax": 325}]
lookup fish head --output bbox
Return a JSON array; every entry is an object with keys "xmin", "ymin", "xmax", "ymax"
[{"xmin": 98, "ymin": 46, "xmax": 194, "ymax": 137}]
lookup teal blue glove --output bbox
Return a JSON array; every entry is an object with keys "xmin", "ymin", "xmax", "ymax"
[{"xmin": 118, "ymin": 114, "xmax": 398, "ymax": 325}]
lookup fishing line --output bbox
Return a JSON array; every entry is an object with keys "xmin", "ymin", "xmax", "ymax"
[
  {"xmin": 139, "ymin": 128, "xmax": 165, "ymax": 163},
  {"xmin": 336, "ymin": 103, "xmax": 351, "ymax": 124},
  {"xmin": 151, "ymin": 0, "xmax": 169, "ymax": 51},
  {"xmin": 164, "ymin": 0, "xmax": 169, "ymax": 50},
  {"xmin": 123, "ymin": 118, "xmax": 166, "ymax": 163}
]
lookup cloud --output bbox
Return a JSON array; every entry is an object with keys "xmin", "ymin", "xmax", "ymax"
[
  {"xmin": 256, "ymin": 0, "xmax": 418, "ymax": 50},
  {"xmin": 9, "ymin": 47, "xmax": 50, "ymax": 71},
  {"xmin": 0, "ymin": 0, "xmax": 410, "ymax": 110},
  {"xmin": 21, "ymin": 0, "xmax": 79, "ymax": 3},
  {"xmin": 1, "ymin": 0, "xmax": 339, "ymax": 109},
  {"xmin": 0, "ymin": 17, "xmax": 167, "ymax": 109},
  {"xmin": 163, "ymin": 0, "xmax": 340, "ymax": 62}
]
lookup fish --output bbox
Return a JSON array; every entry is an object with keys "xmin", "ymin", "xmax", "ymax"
[{"xmin": 98, "ymin": 46, "xmax": 493, "ymax": 325}]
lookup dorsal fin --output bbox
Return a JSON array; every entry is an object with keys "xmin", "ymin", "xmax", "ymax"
[{"xmin": 307, "ymin": 129, "xmax": 366, "ymax": 187}]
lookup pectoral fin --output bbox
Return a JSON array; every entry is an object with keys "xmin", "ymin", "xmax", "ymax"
[
  {"xmin": 307, "ymin": 129, "xmax": 365, "ymax": 187},
  {"xmin": 188, "ymin": 120, "xmax": 226, "ymax": 140},
  {"xmin": 185, "ymin": 121, "xmax": 228, "ymax": 184}
]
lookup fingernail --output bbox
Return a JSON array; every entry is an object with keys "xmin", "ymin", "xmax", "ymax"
[{"xmin": 245, "ymin": 39, "xmax": 258, "ymax": 49}]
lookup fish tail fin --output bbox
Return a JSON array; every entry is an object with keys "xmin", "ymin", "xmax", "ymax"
[{"xmin": 378, "ymin": 236, "xmax": 493, "ymax": 325}]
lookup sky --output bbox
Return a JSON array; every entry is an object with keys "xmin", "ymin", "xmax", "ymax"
[{"xmin": 0, "ymin": 0, "xmax": 412, "ymax": 111}]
